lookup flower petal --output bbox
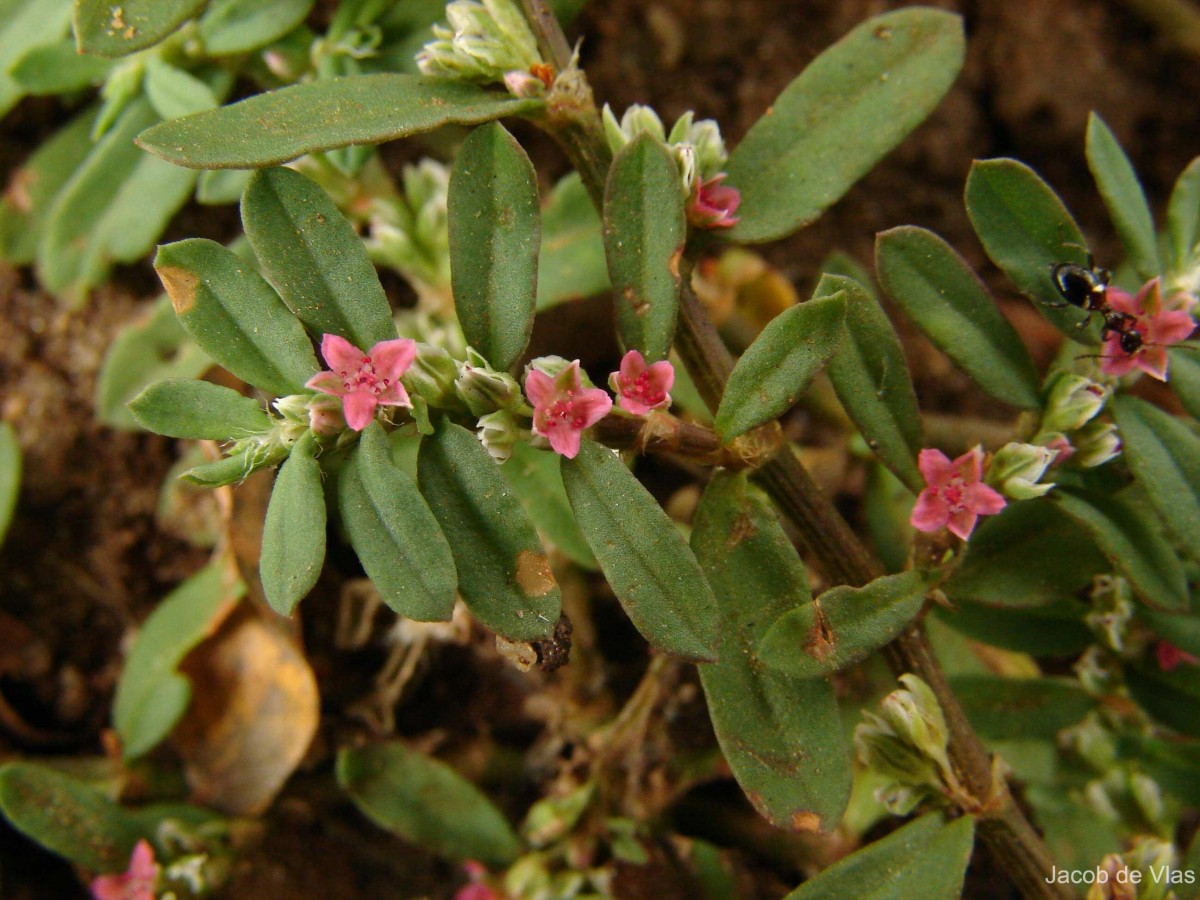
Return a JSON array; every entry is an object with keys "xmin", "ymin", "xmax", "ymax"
[
  {"xmin": 910, "ymin": 488, "xmax": 949, "ymax": 533},
  {"xmin": 525, "ymin": 368, "xmax": 555, "ymax": 407},
  {"xmin": 1105, "ymin": 287, "xmax": 1138, "ymax": 316},
  {"xmin": 369, "ymin": 338, "xmax": 418, "ymax": 381},
  {"xmin": 547, "ymin": 425, "xmax": 583, "ymax": 459},
  {"xmin": 964, "ymin": 482, "xmax": 1007, "ymax": 516},
  {"xmin": 947, "ymin": 506, "xmax": 979, "ymax": 540},
  {"xmin": 1099, "ymin": 337, "xmax": 1142, "ymax": 378},
  {"xmin": 306, "ymin": 370, "xmax": 347, "ymax": 396},
  {"xmin": 917, "ymin": 448, "xmax": 953, "ymax": 486},
  {"xmin": 320, "ymin": 333, "xmax": 364, "ymax": 373},
  {"xmin": 573, "ymin": 388, "xmax": 613, "ymax": 429},
  {"xmin": 619, "ymin": 349, "xmax": 647, "ymax": 380},
  {"xmin": 646, "ymin": 359, "xmax": 676, "ymax": 393},
  {"xmin": 952, "ymin": 445, "xmax": 985, "ymax": 483},
  {"xmin": 1136, "ymin": 346, "xmax": 1170, "ymax": 381},
  {"xmin": 1147, "ymin": 309, "xmax": 1196, "ymax": 346},
  {"xmin": 342, "ymin": 392, "xmax": 378, "ymax": 431},
  {"xmin": 376, "ymin": 381, "xmax": 413, "ymax": 408}
]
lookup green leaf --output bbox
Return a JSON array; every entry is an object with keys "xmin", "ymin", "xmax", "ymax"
[
  {"xmin": 143, "ymin": 58, "xmax": 219, "ymax": 120},
  {"xmin": 1053, "ymin": 488, "xmax": 1189, "ymax": 612},
  {"xmin": 0, "ymin": 0, "xmax": 73, "ymax": 117},
  {"xmin": 0, "ymin": 422, "xmax": 19, "ymax": 545},
  {"xmin": 784, "ymin": 813, "xmax": 974, "ymax": 900},
  {"xmin": 602, "ymin": 133, "xmax": 685, "ymax": 362},
  {"xmin": 757, "ymin": 571, "xmax": 929, "ymax": 679},
  {"xmin": 949, "ymin": 676, "xmax": 1094, "ymax": 741},
  {"xmin": 501, "ymin": 442, "xmax": 596, "ymax": 570},
  {"xmin": 0, "ymin": 107, "xmax": 96, "ymax": 266},
  {"xmin": 196, "ymin": 167, "xmax": 253, "ymax": 205},
  {"xmin": 0, "ymin": 763, "xmax": 146, "ymax": 871},
  {"xmin": 128, "ymin": 378, "xmax": 270, "ymax": 439},
  {"xmin": 73, "ymin": 0, "xmax": 206, "ymax": 56},
  {"xmin": 338, "ymin": 424, "xmax": 457, "ymax": 621},
  {"xmin": 37, "ymin": 98, "xmax": 198, "ymax": 304},
  {"xmin": 114, "ymin": 560, "xmax": 243, "ymax": 760},
  {"xmin": 1085, "ymin": 113, "xmax": 1160, "ymax": 282},
  {"xmin": 9, "ymin": 40, "xmax": 114, "ymax": 94},
  {"xmin": 725, "ymin": 9, "xmax": 964, "ymax": 243},
  {"xmin": 198, "ymin": 0, "xmax": 314, "ymax": 55},
  {"xmin": 561, "ymin": 439, "xmax": 718, "ymax": 661},
  {"xmin": 691, "ymin": 473, "xmax": 851, "ymax": 831},
  {"xmin": 261, "ymin": 432, "xmax": 326, "ymax": 616},
  {"xmin": 96, "ymin": 297, "xmax": 212, "ymax": 429},
  {"xmin": 1165, "ymin": 156, "xmax": 1200, "ymax": 282},
  {"xmin": 181, "ymin": 448, "xmax": 282, "ymax": 487},
  {"xmin": 1168, "ymin": 343, "xmax": 1200, "ymax": 419},
  {"xmin": 1126, "ymin": 661, "xmax": 1200, "ymax": 738},
  {"xmin": 715, "ymin": 291, "xmax": 846, "ymax": 441},
  {"xmin": 136, "ymin": 74, "xmax": 543, "ymax": 169},
  {"xmin": 941, "ymin": 498, "xmax": 1108, "ymax": 609},
  {"xmin": 1124, "ymin": 734, "xmax": 1200, "ymax": 807},
  {"xmin": 154, "ymin": 238, "xmax": 319, "ymax": 397},
  {"xmin": 448, "ymin": 123, "xmax": 540, "ymax": 370},
  {"xmin": 933, "ymin": 600, "xmax": 1092, "ymax": 656},
  {"xmin": 1136, "ymin": 606, "xmax": 1200, "ymax": 663},
  {"xmin": 417, "ymin": 422, "xmax": 560, "ymax": 641},
  {"xmin": 1111, "ymin": 396, "xmax": 1200, "ymax": 563},
  {"xmin": 875, "ymin": 226, "xmax": 1042, "ymax": 408},
  {"xmin": 242, "ymin": 166, "xmax": 396, "ymax": 351},
  {"xmin": 536, "ymin": 172, "xmax": 609, "ymax": 311},
  {"xmin": 964, "ymin": 158, "xmax": 1098, "ymax": 340},
  {"xmin": 337, "ymin": 741, "xmax": 521, "ymax": 866},
  {"xmin": 820, "ymin": 274, "xmax": 923, "ymax": 491}
]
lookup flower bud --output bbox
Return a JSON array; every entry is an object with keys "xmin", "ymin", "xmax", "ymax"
[
  {"xmin": 503, "ymin": 69, "xmax": 545, "ymax": 97},
  {"xmin": 1130, "ymin": 772, "xmax": 1164, "ymax": 825},
  {"xmin": 602, "ymin": 103, "xmax": 667, "ymax": 153},
  {"xmin": 524, "ymin": 354, "xmax": 590, "ymax": 386},
  {"xmin": 1074, "ymin": 646, "xmax": 1119, "ymax": 696},
  {"xmin": 988, "ymin": 442, "xmax": 1057, "ymax": 500},
  {"xmin": 1041, "ymin": 372, "xmax": 1109, "ymax": 434},
  {"xmin": 477, "ymin": 409, "xmax": 522, "ymax": 463},
  {"xmin": 1073, "ymin": 420, "xmax": 1122, "ymax": 468},
  {"xmin": 1060, "ymin": 713, "xmax": 1118, "ymax": 772},
  {"xmin": 881, "ymin": 674, "xmax": 951, "ymax": 774},
  {"xmin": 416, "ymin": 0, "xmax": 542, "ymax": 85},
  {"xmin": 1086, "ymin": 575, "xmax": 1133, "ymax": 651},
  {"xmin": 457, "ymin": 348, "xmax": 521, "ymax": 416},
  {"xmin": 307, "ymin": 393, "xmax": 346, "ymax": 437},
  {"xmin": 405, "ymin": 343, "xmax": 463, "ymax": 411},
  {"xmin": 667, "ymin": 111, "xmax": 729, "ymax": 179}
]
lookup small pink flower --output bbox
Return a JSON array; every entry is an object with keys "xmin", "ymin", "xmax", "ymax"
[
  {"xmin": 91, "ymin": 840, "xmax": 157, "ymax": 900},
  {"xmin": 609, "ymin": 350, "xmax": 674, "ymax": 415},
  {"xmin": 1156, "ymin": 640, "xmax": 1200, "ymax": 672},
  {"xmin": 910, "ymin": 446, "xmax": 1007, "ymax": 540},
  {"xmin": 455, "ymin": 860, "xmax": 504, "ymax": 900},
  {"xmin": 525, "ymin": 361, "xmax": 612, "ymax": 459},
  {"xmin": 1042, "ymin": 434, "xmax": 1075, "ymax": 464},
  {"xmin": 687, "ymin": 174, "xmax": 741, "ymax": 229},
  {"xmin": 306, "ymin": 334, "xmax": 416, "ymax": 431},
  {"xmin": 1099, "ymin": 279, "xmax": 1195, "ymax": 381}
]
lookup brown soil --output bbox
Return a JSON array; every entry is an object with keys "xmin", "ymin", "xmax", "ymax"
[{"xmin": 2, "ymin": 0, "xmax": 1198, "ymax": 897}]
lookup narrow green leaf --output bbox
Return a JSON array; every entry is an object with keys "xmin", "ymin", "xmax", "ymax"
[
  {"xmin": 154, "ymin": 238, "xmax": 319, "ymax": 397},
  {"xmin": 0, "ymin": 763, "xmax": 146, "ymax": 872},
  {"xmin": 1135, "ymin": 606, "xmax": 1200, "ymax": 664},
  {"xmin": 1168, "ymin": 343, "xmax": 1200, "ymax": 419},
  {"xmin": 242, "ymin": 166, "xmax": 396, "ymax": 350},
  {"xmin": 1112, "ymin": 396, "xmax": 1200, "ymax": 563},
  {"xmin": 37, "ymin": 98, "xmax": 197, "ymax": 303},
  {"xmin": 73, "ymin": 0, "xmax": 206, "ymax": 56},
  {"xmin": 0, "ymin": 107, "xmax": 96, "ymax": 266},
  {"xmin": 692, "ymin": 472, "xmax": 851, "ymax": 832},
  {"xmin": 181, "ymin": 448, "xmax": 282, "ymax": 487},
  {"xmin": 418, "ymin": 422, "xmax": 560, "ymax": 641},
  {"xmin": 1126, "ymin": 734, "xmax": 1200, "ymax": 807},
  {"xmin": 1054, "ymin": 489, "xmax": 1189, "ymax": 612},
  {"xmin": 561, "ymin": 439, "xmax": 718, "ymax": 661},
  {"xmin": 9, "ymin": 40, "xmax": 114, "ymax": 94},
  {"xmin": 536, "ymin": 172, "xmax": 609, "ymax": 311},
  {"xmin": 933, "ymin": 600, "xmax": 1092, "ymax": 656},
  {"xmin": 950, "ymin": 676, "xmax": 1094, "ymax": 741},
  {"xmin": 114, "ymin": 561, "xmax": 244, "ymax": 760},
  {"xmin": 143, "ymin": 58, "xmax": 219, "ymax": 121},
  {"xmin": 725, "ymin": 9, "xmax": 964, "ymax": 243},
  {"xmin": 942, "ymin": 497, "xmax": 1107, "ymax": 609},
  {"xmin": 1085, "ymin": 113, "xmax": 1160, "ymax": 281},
  {"xmin": 337, "ymin": 742, "xmax": 521, "ymax": 866},
  {"xmin": 602, "ymin": 133, "xmax": 685, "ymax": 362},
  {"xmin": 758, "ymin": 571, "xmax": 929, "ymax": 679},
  {"xmin": 784, "ymin": 813, "xmax": 974, "ymax": 900},
  {"xmin": 876, "ymin": 226, "xmax": 1041, "ymax": 408},
  {"xmin": 0, "ymin": 422, "xmax": 19, "ymax": 544},
  {"xmin": 715, "ymin": 291, "xmax": 847, "ymax": 441},
  {"xmin": 129, "ymin": 378, "xmax": 270, "ymax": 439},
  {"xmin": 338, "ymin": 424, "xmax": 457, "ymax": 621},
  {"xmin": 136, "ymin": 74, "xmax": 543, "ymax": 169},
  {"xmin": 448, "ymin": 123, "xmax": 540, "ymax": 370},
  {"xmin": 261, "ymin": 432, "xmax": 326, "ymax": 616},
  {"xmin": 0, "ymin": 0, "xmax": 73, "ymax": 117},
  {"xmin": 1165, "ymin": 156, "xmax": 1200, "ymax": 282},
  {"xmin": 199, "ymin": 0, "xmax": 314, "ymax": 55},
  {"xmin": 964, "ymin": 158, "xmax": 1098, "ymax": 340},
  {"xmin": 501, "ymin": 442, "xmax": 596, "ymax": 570},
  {"xmin": 1126, "ymin": 662, "xmax": 1200, "ymax": 738},
  {"xmin": 820, "ymin": 274, "xmax": 923, "ymax": 491}
]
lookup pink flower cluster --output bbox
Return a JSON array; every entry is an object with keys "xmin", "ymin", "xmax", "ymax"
[
  {"xmin": 910, "ymin": 446, "xmax": 1006, "ymax": 540},
  {"xmin": 1099, "ymin": 279, "xmax": 1194, "ymax": 381},
  {"xmin": 687, "ymin": 174, "xmax": 741, "ymax": 229}
]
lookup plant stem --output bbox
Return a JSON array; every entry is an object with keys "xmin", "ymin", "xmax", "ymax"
[{"xmin": 517, "ymin": 2, "xmax": 1071, "ymax": 896}]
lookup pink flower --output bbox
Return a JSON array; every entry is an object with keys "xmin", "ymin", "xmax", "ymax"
[
  {"xmin": 525, "ymin": 361, "xmax": 613, "ymax": 459},
  {"xmin": 306, "ymin": 334, "xmax": 416, "ymax": 431},
  {"xmin": 454, "ymin": 861, "xmax": 504, "ymax": 900},
  {"xmin": 687, "ymin": 174, "xmax": 741, "ymax": 229},
  {"xmin": 1099, "ymin": 279, "xmax": 1195, "ymax": 381},
  {"xmin": 91, "ymin": 840, "xmax": 157, "ymax": 900},
  {"xmin": 609, "ymin": 350, "xmax": 674, "ymax": 415},
  {"xmin": 1156, "ymin": 640, "xmax": 1200, "ymax": 672},
  {"xmin": 910, "ymin": 446, "xmax": 1007, "ymax": 540}
]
